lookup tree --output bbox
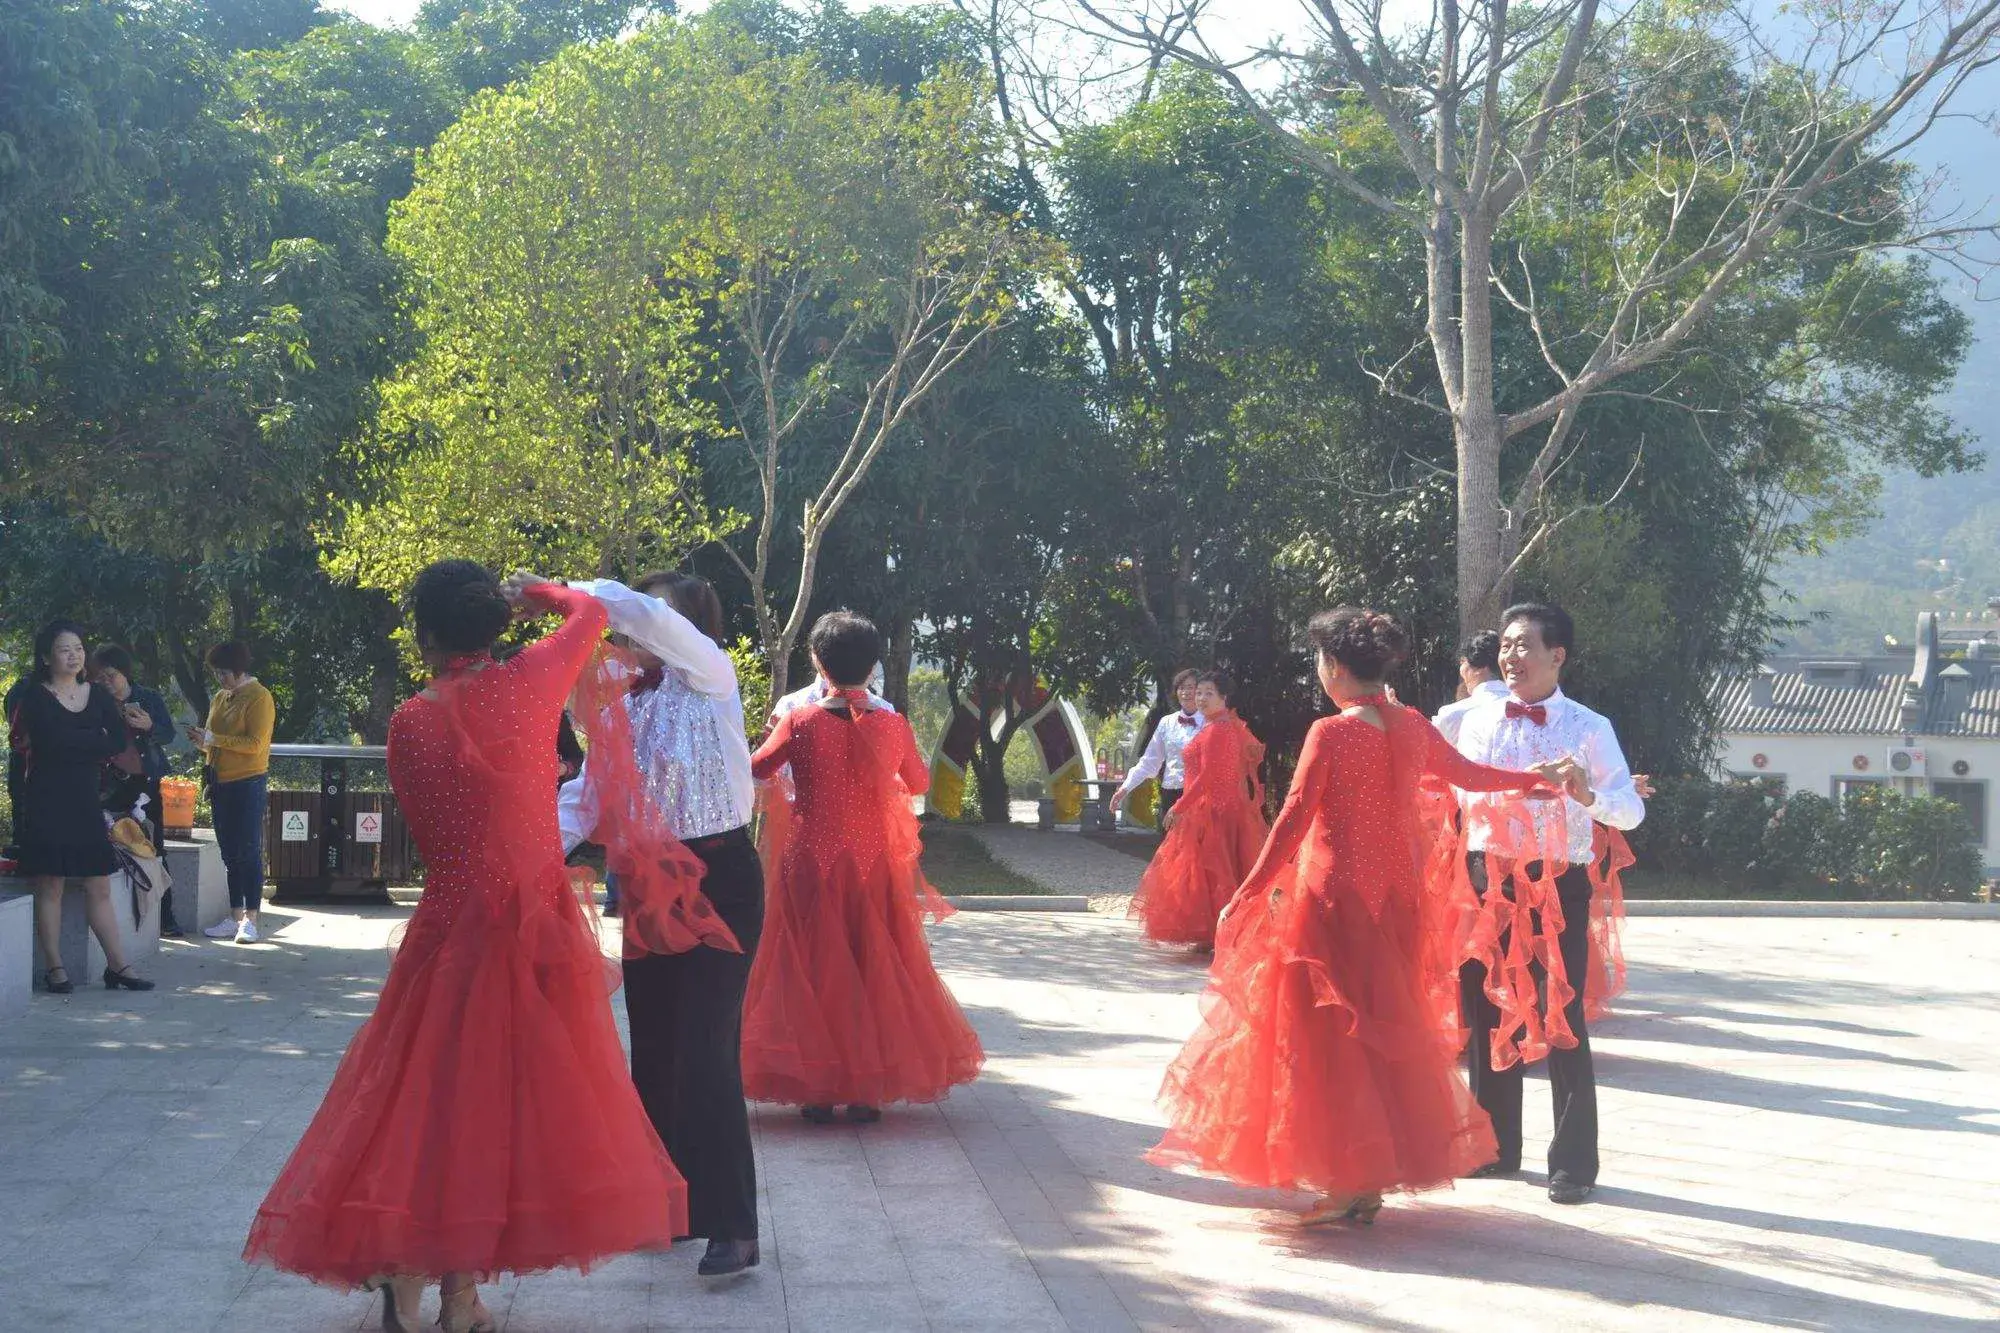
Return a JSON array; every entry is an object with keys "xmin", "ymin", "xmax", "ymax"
[
  {"xmin": 415, "ymin": 0, "xmax": 667, "ymax": 92},
  {"xmin": 1074, "ymin": 0, "xmax": 1999, "ymax": 634},
  {"xmin": 324, "ymin": 32, "xmax": 733, "ymax": 596}
]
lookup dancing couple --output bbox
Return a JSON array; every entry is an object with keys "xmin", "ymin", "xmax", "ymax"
[
  {"xmin": 1151, "ymin": 603, "xmax": 1642, "ymax": 1221},
  {"xmin": 244, "ymin": 564, "xmax": 763, "ymax": 1329}
]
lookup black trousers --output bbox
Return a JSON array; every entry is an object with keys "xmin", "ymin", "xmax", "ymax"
[
  {"xmin": 622, "ymin": 827, "xmax": 764, "ymax": 1242},
  {"xmin": 1459, "ymin": 858, "xmax": 1599, "ymax": 1184},
  {"xmin": 1158, "ymin": 787, "xmax": 1183, "ymax": 821}
]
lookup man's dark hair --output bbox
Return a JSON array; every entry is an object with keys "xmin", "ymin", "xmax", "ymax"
[
  {"xmin": 407, "ymin": 561, "xmax": 510, "ymax": 656},
  {"xmin": 205, "ymin": 640, "xmax": 254, "ymax": 676},
  {"xmin": 1459, "ymin": 631, "xmax": 1501, "ymax": 675},
  {"xmin": 32, "ymin": 619, "xmax": 91, "ymax": 683},
  {"xmin": 810, "ymin": 610, "xmax": 883, "ymax": 689},
  {"xmin": 1501, "ymin": 602, "xmax": 1574, "ymax": 654}
]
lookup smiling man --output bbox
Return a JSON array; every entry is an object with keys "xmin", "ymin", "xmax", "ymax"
[{"xmin": 1450, "ymin": 601, "xmax": 1646, "ymax": 1206}]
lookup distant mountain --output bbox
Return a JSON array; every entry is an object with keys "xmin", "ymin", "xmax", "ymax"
[{"xmin": 1772, "ymin": 88, "xmax": 2000, "ymax": 656}]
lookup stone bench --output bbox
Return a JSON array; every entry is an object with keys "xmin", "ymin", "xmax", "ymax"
[
  {"xmin": 162, "ymin": 831, "xmax": 230, "ymax": 937},
  {"xmin": 0, "ymin": 893, "xmax": 30, "ymax": 1018},
  {"xmin": 0, "ymin": 867, "xmax": 161, "ymax": 991}
]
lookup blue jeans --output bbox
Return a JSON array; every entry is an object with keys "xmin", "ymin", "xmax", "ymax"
[
  {"xmin": 603, "ymin": 870, "xmax": 620, "ymax": 912},
  {"xmin": 212, "ymin": 774, "xmax": 268, "ymax": 913}
]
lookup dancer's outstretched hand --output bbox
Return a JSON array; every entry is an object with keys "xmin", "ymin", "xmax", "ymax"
[{"xmin": 501, "ymin": 570, "xmax": 556, "ymax": 616}]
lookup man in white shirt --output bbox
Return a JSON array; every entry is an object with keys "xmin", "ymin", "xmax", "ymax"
[
  {"xmin": 1110, "ymin": 670, "xmax": 1203, "ymax": 824},
  {"xmin": 1432, "ymin": 630, "xmax": 1509, "ymax": 745},
  {"xmin": 768, "ymin": 668, "xmax": 895, "ymax": 728},
  {"xmin": 1452, "ymin": 603, "xmax": 1645, "ymax": 1206}
]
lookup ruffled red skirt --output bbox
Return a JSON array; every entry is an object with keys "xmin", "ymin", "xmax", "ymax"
[
  {"xmin": 243, "ymin": 876, "xmax": 685, "ymax": 1287},
  {"xmin": 1150, "ymin": 876, "xmax": 1496, "ymax": 1198},
  {"xmin": 1130, "ymin": 795, "xmax": 1267, "ymax": 948},
  {"xmin": 743, "ymin": 838, "xmax": 983, "ymax": 1108}
]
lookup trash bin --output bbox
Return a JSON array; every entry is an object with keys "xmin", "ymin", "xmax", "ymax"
[{"xmin": 265, "ymin": 745, "xmax": 415, "ymax": 904}]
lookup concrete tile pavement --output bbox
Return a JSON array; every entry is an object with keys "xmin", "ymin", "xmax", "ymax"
[{"xmin": 0, "ymin": 902, "xmax": 1995, "ymax": 1331}]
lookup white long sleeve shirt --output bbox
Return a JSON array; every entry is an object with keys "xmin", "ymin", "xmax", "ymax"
[
  {"xmin": 1432, "ymin": 679, "xmax": 1511, "ymax": 747},
  {"xmin": 557, "ymin": 579, "xmax": 755, "ymax": 849},
  {"xmin": 769, "ymin": 677, "xmax": 896, "ymax": 724},
  {"xmin": 1452, "ymin": 687, "xmax": 1645, "ymax": 864},
  {"xmin": 1114, "ymin": 711, "xmax": 1204, "ymax": 799}
]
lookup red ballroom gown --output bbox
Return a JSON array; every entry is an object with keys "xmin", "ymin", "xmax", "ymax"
[
  {"xmin": 1130, "ymin": 712, "xmax": 1268, "ymax": 948},
  {"xmin": 742, "ymin": 698, "xmax": 984, "ymax": 1107},
  {"xmin": 1150, "ymin": 703, "xmax": 1547, "ymax": 1199},
  {"xmin": 244, "ymin": 585, "xmax": 686, "ymax": 1287}
]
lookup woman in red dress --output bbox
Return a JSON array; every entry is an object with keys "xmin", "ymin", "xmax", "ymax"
[
  {"xmin": 1130, "ymin": 670, "xmax": 1267, "ymax": 950},
  {"xmin": 1149, "ymin": 608, "xmax": 1557, "ymax": 1224},
  {"xmin": 244, "ymin": 563, "xmax": 687, "ymax": 1333},
  {"xmin": 743, "ymin": 611, "xmax": 983, "ymax": 1122}
]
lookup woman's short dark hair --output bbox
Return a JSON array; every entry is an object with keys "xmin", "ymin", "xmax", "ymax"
[
  {"xmin": 205, "ymin": 641, "xmax": 253, "ymax": 675},
  {"xmin": 1502, "ymin": 602, "xmax": 1574, "ymax": 654},
  {"xmin": 1195, "ymin": 668, "xmax": 1235, "ymax": 703},
  {"xmin": 1307, "ymin": 606, "xmax": 1412, "ymax": 682},
  {"xmin": 809, "ymin": 610, "xmax": 882, "ymax": 688},
  {"xmin": 1171, "ymin": 668, "xmax": 1200, "ymax": 693},
  {"xmin": 407, "ymin": 561, "xmax": 511, "ymax": 656},
  {"xmin": 32, "ymin": 619, "xmax": 90, "ymax": 682},
  {"xmin": 636, "ymin": 571, "xmax": 725, "ymax": 647},
  {"xmin": 91, "ymin": 644, "xmax": 138, "ymax": 680},
  {"xmin": 1459, "ymin": 631, "xmax": 1501, "ymax": 674}
]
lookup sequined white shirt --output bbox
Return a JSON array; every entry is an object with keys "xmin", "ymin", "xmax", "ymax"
[
  {"xmin": 1452, "ymin": 686, "xmax": 1645, "ymax": 863},
  {"xmin": 557, "ymin": 579, "xmax": 755, "ymax": 847}
]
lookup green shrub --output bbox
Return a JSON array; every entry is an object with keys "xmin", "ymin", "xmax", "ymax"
[
  {"xmin": 1756, "ymin": 790, "xmax": 1848, "ymax": 893},
  {"xmin": 1701, "ymin": 778, "xmax": 1785, "ymax": 888},
  {"xmin": 1851, "ymin": 793, "xmax": 1984, "ymax": 901}
]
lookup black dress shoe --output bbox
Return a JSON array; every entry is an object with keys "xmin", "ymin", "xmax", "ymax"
[
  {"xmin": 103, "ymin": 965, "xmax": 156, "ymax": 991},
  {"xmin": 800, "ymin": 1104, "xmax": 837, "ymax": 1125},
  {"xmin": 43, "ymin": 968, "xmax": 74, "ymax": 995},
  {"xmin": 846, "ymin": 1104, "xmax": 882, "ymax": 1124},
  {"xmin": 1548, "ymin": 1173, "xmax": 1595, "ymax": 1205},
  {"xmin": 697, "ymin": 1239, "xmax": 759, "ymax": 1277},
  {"xmin": 1467, "ymin": 1160, "xmax": 1520, "ymax": 1180}
]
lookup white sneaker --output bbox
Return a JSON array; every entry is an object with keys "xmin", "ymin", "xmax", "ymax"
[
  {"xmin": 234, "ymin": 918, "xmax": 260, "ymax": 945},
  {"xmin": 204, "ymin": 919, "xmax": 239, "ymax": 940}
]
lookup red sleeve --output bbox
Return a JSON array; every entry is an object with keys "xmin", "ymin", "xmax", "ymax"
[
  {"xmin": 892, "ymin": 714, "xmax": 930, "ymax": 795},
  {"xmin": 512, "ymin": 583, "xmax": 610, "ymax": 709},
  {"xmin": 750, "ymin": 708, "xmax": 798, "ymax": 781},
  {"xmin": 1234, "ymin": 718, "xmax": 1335, "ymax": 897},
  {"xmin": 1422, "ymin": 715, "xmax": 1546, "ymax": 793}
]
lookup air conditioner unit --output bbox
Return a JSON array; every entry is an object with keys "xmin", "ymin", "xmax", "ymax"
[{"xmin": 1887, "ymin": 746, "xmax": 1928, "ymax": 775}]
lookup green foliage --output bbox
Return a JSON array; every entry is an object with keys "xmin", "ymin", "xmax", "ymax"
[
  {"xmin": 1633, "ymin": 775, "xmax": 1985, "ymax": 900},
  {"xmin": 1849, "ymin": 791, "xmax": 1984, "ymax": 902}
]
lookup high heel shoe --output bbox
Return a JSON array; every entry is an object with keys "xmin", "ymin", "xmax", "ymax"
[
  {"xmin": 437, "ymin": 1282, "xmax": 495, "ymax": 1333},
  {"xmin": 363, "ymin": 1274, "xmax": 427, "ymax": 1332},
  {"xmin": 1299, "ymin": 1191, "xmax": 1384, "ymax": 1226},
  {"xmin": 102, "ymin": 965, "xmax": 155, "ymax": 991},
  {"xmin": 43, "ymin": 967, "xmax": 73, "ymax": 995}
]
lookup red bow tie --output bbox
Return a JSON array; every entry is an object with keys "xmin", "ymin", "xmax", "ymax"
[
  {"xmin": 1178, "ymin": 713, "xmax": 1198, "ymax": 726},
  {"xmin": 1505, "ymin": 700, "xmax": 1548, "ymax": 727},
  {"xmin": 630, "ymin": 666, "xmax": 665, "ymax": 696}
]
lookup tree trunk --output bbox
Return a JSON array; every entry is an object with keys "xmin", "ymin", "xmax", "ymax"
[
  {"xmin": 1453, "ymin": 222, "xmax": 1507, "ymax": 638},
  {"xmin": 974, "ymin": 737, "xmax": 1011, "ymax": 825},
  {"xmin": 882, "ymin": 611, "xmax": 915, "ymax": 713}
]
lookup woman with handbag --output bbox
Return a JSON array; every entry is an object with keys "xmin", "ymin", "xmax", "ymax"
[
  {"xmin": 92, "ymin": 646, "xmax": 182, "ymax": 935},
  {"xmin": 7, "ymin": 620, "xmax": 155, "ymax": 993}
]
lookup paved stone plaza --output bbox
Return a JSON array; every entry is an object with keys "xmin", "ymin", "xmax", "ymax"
[{"xmin": 1, "ymin": 901, "xmax": 1995, "ymax": 1332}]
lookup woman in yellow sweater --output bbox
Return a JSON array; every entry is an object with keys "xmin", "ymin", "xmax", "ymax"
[{"xmin": 187, "ymin": 642, "xmax": 274, "ymax": 944}]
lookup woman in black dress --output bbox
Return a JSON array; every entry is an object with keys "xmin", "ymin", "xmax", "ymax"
[{"xmin": 8, "ymin": 620, "xmax": 154, "ymax": 993}]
